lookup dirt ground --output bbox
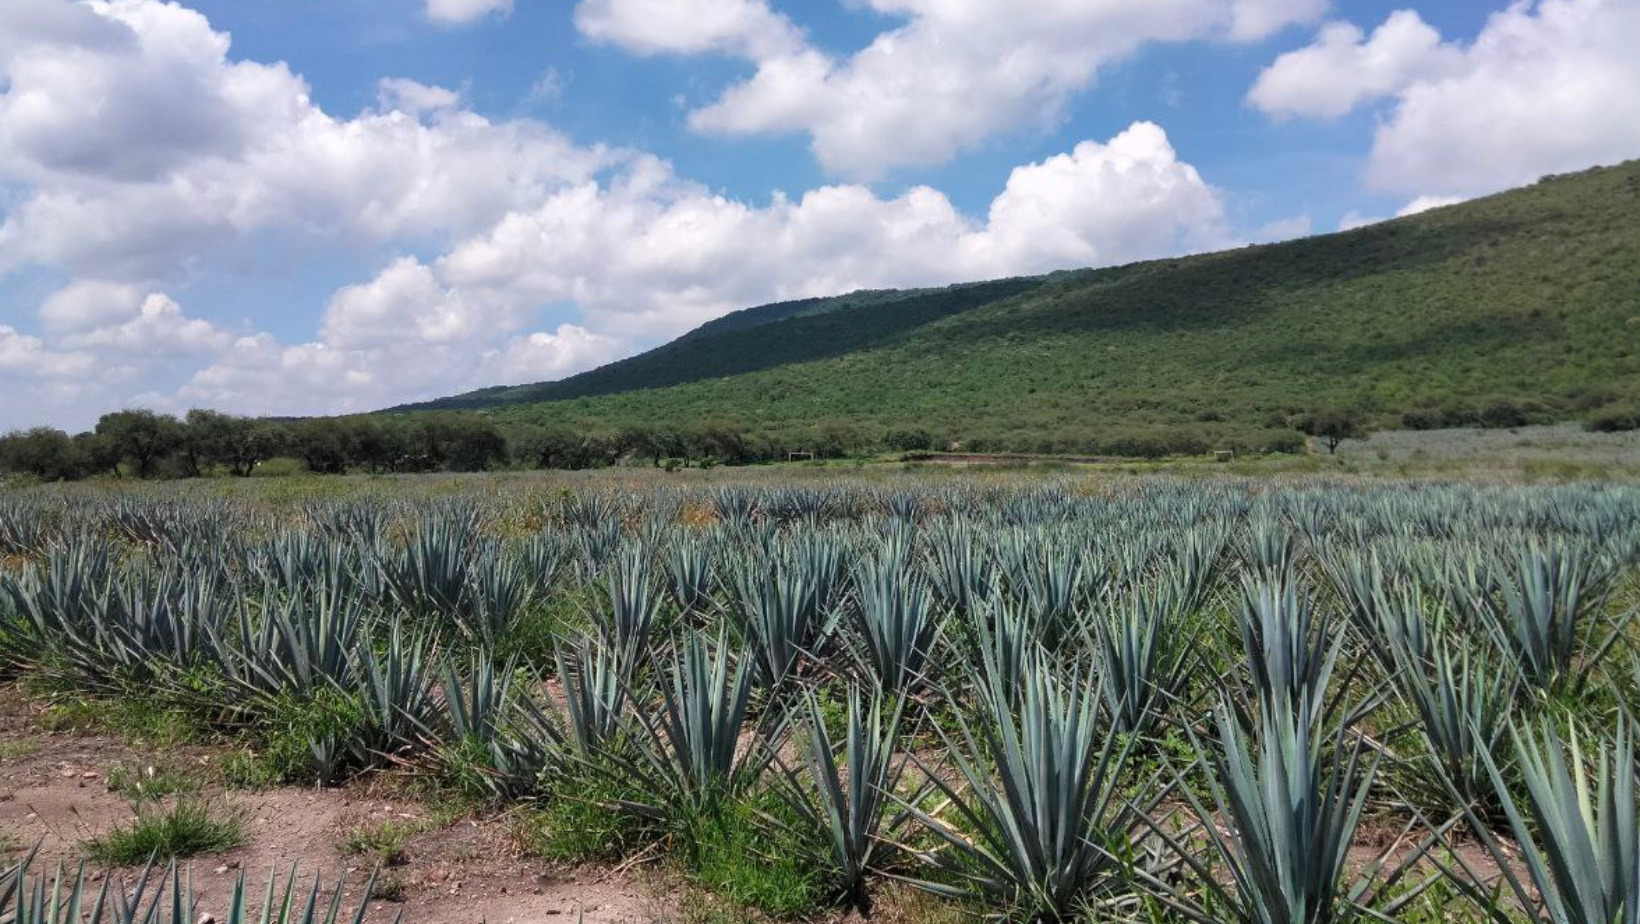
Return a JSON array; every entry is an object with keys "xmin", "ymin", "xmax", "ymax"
[{"xmin": 0, "ymin": 687, "xmax": 674, "ymax": 923}]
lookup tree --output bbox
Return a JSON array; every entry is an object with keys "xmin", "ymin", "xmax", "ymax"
[
  {"xmin": 95, "ymin": 410, "xmax": 183, "ymax": 478},
  {"xmin": 290, "ymin": 418, "xmax": 354, "ymax": 474},
  {"xmin": 0, "ymin": 428, "xmax": 83, "ymax": 480},
  {"xmin": 184, "ymin": 410, "xmax": 285, "ymax": 477},
  {"xmin": 73, "ymin": 431, "xmax": 121, "ymax": 478},
  {"xmin": 1299, "ymin": 407, "xmax": 1367, "ymax": 455}
]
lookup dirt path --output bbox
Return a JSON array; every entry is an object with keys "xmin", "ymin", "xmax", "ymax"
[{"xmin": 0, "ymin": 688, "xmax": 673, "ymax": 923}]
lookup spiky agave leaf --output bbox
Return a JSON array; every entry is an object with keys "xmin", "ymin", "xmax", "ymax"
[
  {"xmin": 1388, "ymin": 629, "xmax": 1518, "ymax": 815},
  {"xmin": 901, "ymin": 652, "xmax": 1165, "ymax": 921},
  {"xmin": 777, "ymin": 684, "xmax": 907, "ymax": 913},
  {"xmin": 0, "ymin": 854, "xmax": 392, "ymax": 924},
  {"xmin": 1150, "ymin": 695, "xmax": 1437, "ymax": 924},
  {"xmin": 554, "ymin": 632, "xmax": 631, "ymax": 756},
  {"xmin": 1450, "ymin": 719, "xmax": 1640, "ymax": 924},
  {"xmin": 850, "ymin": 559, "xmax": 941, "ymax": 694},
  {"xmin": 1091, "ymin": 587, "xmax": 1196, "ymax": 738},
  {"xmin": 1235, "ymin": 575, "xmax": 1344, "ymax": 728},
  {"xmin": 731, "ymin": 564, "xmax": 822, "ymax": 689},
  {"xmin": 625, "ymin": 631, "xmax": 767, "ymax": 818}
]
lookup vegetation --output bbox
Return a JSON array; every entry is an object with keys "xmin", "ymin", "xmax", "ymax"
[
  {"xmin": 2, "ymin": 474, "xmax": 1639, "ymax": 921},
  {"xmin": 417, "ymin": 159, "xmax": 1640, "ymax": 457},
  {"xmin": 83, "ymin": 799, "xmax": 245, "ymax": 865},
  {"xmin": 6, "ymin": 161, "xmax": 1640, "ymax": 481}
]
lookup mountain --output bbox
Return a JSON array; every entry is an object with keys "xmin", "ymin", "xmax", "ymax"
[{"xmin": 400, "ymin": 160, "xmax": 1640, "ymax": 457}]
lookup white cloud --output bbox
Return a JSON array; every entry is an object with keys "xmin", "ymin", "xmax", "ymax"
[
  {"xmin": 377, "ymin": 77, "xmax": 462, "ymax": 115},
  {"xmin": 0, "ymin": 1, "xmax": 1239, "ymax": 428},
  {"xmin": 577, "ymin": 0, "xmax": 1323, "ymax": 178},
  {"xmin": 38, "ymin": 278, "xmax": 144, "ymax": 332},
  {"xmin": 575, "ymin": 0, "xmax": 804, "ymax": 58},
  {"xmin": 1248, "ymin": 10, "xmax": 1463, "ymax": 119},
  {"xmin": 57, "ymin": 293, "xmax": 232, "ymax": 356},
  {"xmin": 490, "ymin": 326, "xmax": 621, "ymax": 382},
  {"xmin": 0, "ymin": 0, "xmax": 612, "ymax": 280},
  {"xmin": 1337, "ymin": 211, "xmax": 1383, "ymax": 231},
  {"xmin": 425, "ymin": 0, "xmax": 512, "ymax": 26},
  {"xmin": 1397, "ymin": 194, "xmax": 1463, "ymax": 216},
  {"xmin": 1254, "ymin": 0, "xmax": 1640, "ymax": 198},
  {"xmin": 0, "ymin": 325, "xmax": 94, "ymax": 378},
  {"xmin": 168, "ymin": 121, "xmax": 1223, "ymax": 419}
]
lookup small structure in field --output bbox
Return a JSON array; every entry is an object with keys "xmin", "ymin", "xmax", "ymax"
[{"xmin": 1214, "ymin": 450, "xmax": 1235, "ymax": 463}]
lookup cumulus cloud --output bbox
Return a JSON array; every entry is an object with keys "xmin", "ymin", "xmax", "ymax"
[
  {"xmin": 1254, "ymin": 0, "xmax": 1640, "ymax": 197},
  {"xmin": 1397, "ymin": 194, "xmax": 1463, "ymax": 217},
  {"xmin": 1248, "ymin": 10, "xmax": 1463, "ymax": 119},
  {"xmin": 162, "ymin": 121, "xmax": 1223, "ymax": 420},
  {"xmin": 0, "ymin": 0, "xmax": 1235, "ymax": 429},
  {"xmin": 574, "ymin": 0, "xmax": 804, "ymax": 58},
  {"xmin": 425, "ymin": 0, "xmax": 512, "ymax": 26},
  {"xmin": 57, "ymin": 293, "xmax": 232, "ymax": 356},
  {"xmin": 38, "ymin": 279, "xmax": 145, "ymax": 332},
  {"xmin": 576, "ymin": 0, "xmax": 1323, "ymax": 178},
  {"xmin": 0, "ymin": 325, "xmax": 94, "ymax": 378},
  {"xmin": 377, "ymin": 78, "xmax": 462, "ymax": 115},
  {"xmin": 429, "ymin": 123, "xmax": 1226, "ymax": 336},
  {"xmin": 0, "ymin": 0, "xmax": 611, "ymax": 280}
]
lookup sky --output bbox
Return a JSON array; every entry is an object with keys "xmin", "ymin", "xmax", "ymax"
[{"xmin": 1, "ymin": 0, "xmax": 1637, "ymax": 431}]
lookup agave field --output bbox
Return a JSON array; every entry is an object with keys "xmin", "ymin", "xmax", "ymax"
[{"xmin": 2, "ymin": 475, "xmax": 1639, "ymax": 922}]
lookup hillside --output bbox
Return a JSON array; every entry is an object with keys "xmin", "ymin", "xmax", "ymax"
[
  {"xmin": 405, "ymin": 160, "xmax": 1640, "ymax": 457},
  {"xmin": 405, "ymin": 278, "xmax": 1047, "ymax": 410}
]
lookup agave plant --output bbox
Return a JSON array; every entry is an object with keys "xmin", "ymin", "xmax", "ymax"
[
  {"xmin": 626, "ymin": 632, "xmax": 766, "ymax": 817},
  {"xmin": 1153, "ymin": 695, "xmax": 1435, "ymax": 924},
  {"xmin": 666, "ymin": 540, "xmax": 716, "ymax": 616},
  {"xmin": 355, "ymin": 620, "xmax": 440, "ymax": 759},
  {"xmin": 430, "ymin": 654, "xmax": 561, "ymax": 799},
  {"xmin": 1235, "ymin": 576, "xmax": 1344, "ymax": 727},
  {"xmin": 902, "ymin": 652, "xmax": 1165, "ymax": 921},
  {"xmin": 778, "ymin": 685, "xmax": 907, "ymax": 913},
  {"xmin": 1091, "ymin": 588, "xmax": 1195, "ymax": 737},
  {"xmin": 594, "ymin": 544, "xmax": 660, "ymax": 668},
  {"xmin": 732, "ymin": 565, "xmax": 822, "ymax": 688},
  {"xmin": 1388, "ymin": 630, "xmax": 1518, "ymax": 814},
  {"xmin": 963, "ymin": 594, "xmax": 1037, "ymax": 702},
  {"xmin": 850, "ymin": 560, "xmax": 942, "ymax": 693},
  {"xmin": 554, "ymin": 633, "xmax": 631, "ymax": 755},
  {"xmin": 0, "ymin": 852, "xmax": 390, "ymax": 924},
  {"xmin": 1451, "ymin": 720, "xmax": 1640, "ymax": 924},
  {"xmin": 1490, "ymin": 542, "xmax": 1622, "ymax": 692},
  {"xmin": 227, "ymin": 581, "xmax": 366, "ymax": 700}
]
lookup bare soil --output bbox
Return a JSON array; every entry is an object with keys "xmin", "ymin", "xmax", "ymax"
[{"xmin": 0, "ymin": 686, "xmax": 673, "ymax": 923}]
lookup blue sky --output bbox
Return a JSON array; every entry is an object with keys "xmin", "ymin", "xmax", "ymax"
[{"xmin": 1, "ymin": 0, "xmax": 1636, "ymax": 429}]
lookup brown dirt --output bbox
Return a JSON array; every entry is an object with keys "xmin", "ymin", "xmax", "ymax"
[{"xmin": 0, "ymin": 686, "xmax": 674, "ymax": 922}]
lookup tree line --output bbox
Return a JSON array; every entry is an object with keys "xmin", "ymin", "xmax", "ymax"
[{"xmin": 0, "ymin": 409, "xmax": 889, "ymax": 482}]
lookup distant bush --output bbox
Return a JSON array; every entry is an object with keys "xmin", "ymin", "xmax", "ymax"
[
  {"xmin": 1587, "ymin": 405, "xmax": 1640, "ymax": 432},
  {"xmin": 1400, "ymin": 408, "xmax": 1444, "ymax": 431}
]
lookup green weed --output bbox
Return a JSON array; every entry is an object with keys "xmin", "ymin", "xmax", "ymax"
[{"xmin": 84, "ymin": 799, "xmax": 244, "ymax": 865}]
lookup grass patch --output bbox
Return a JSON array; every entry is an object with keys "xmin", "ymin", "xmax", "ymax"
[
  {"xmin": 370, "ymin": 874, "xmax": 408, "ymax": 903},
  {"xmin": 84, "ymin": 799, "xmax": 244, "ymax": 865},
  {"xmin": 676, "ymin": 790, "xmax": 826, "ymax": 919},
  {"xmin": 216, "ymin": 748, "xmax": 282, "ymax": 790},
  {"xmin": 519, "ymin": 760, "xmax": 654, "ymax": 864},
  {"xmin": 105, "ymin": 761, "xmax": 197, "ymax": 804},
  {"xmin": 339, "ymin": 820, "xmax": 418, "ymax": 867},
  {"xmin": 35, "ymin": 694, "xmax": 203, "ymax": 747},
  {"xmin": 257, "ymin": 688, "xmax": 366, "ymax": 785},
  {"xmin": 0, "ymin": 739, "xmax": 39, "ymax": 762}
]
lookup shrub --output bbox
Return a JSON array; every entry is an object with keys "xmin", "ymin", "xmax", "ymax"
[{"xmin": 1587, "ymin": 405, "xmax": 1640, "ymax": 432}]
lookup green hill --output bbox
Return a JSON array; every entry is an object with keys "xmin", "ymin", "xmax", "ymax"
[{"xmin": 405, "ymin": 160, "xmax": 1640, "ymax": 457}]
